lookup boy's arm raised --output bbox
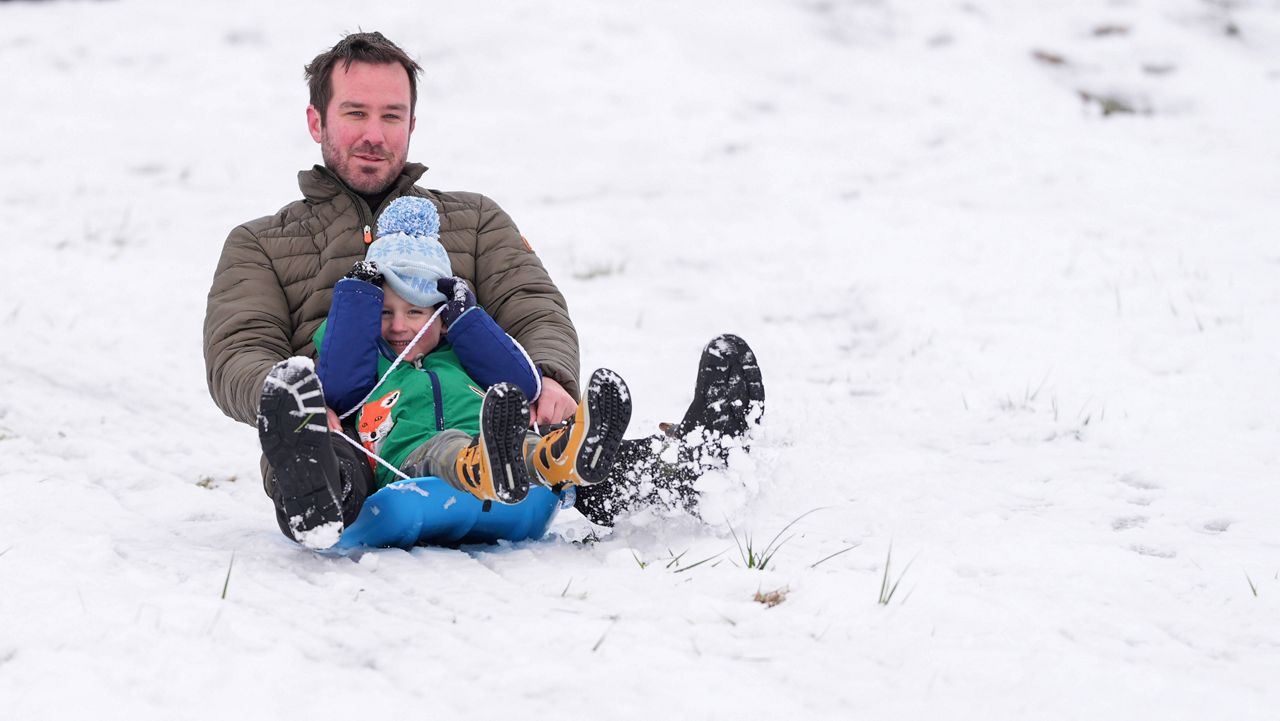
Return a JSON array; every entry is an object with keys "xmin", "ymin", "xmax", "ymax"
[
  {"xmin": 315, "ymin": 276, "xmax": 384, "ymax": 416},
  {"xmin": 438, "ymin": 277, "xmax": 542, "ymax": 402}
]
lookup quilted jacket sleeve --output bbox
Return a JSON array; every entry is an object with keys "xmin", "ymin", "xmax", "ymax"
[
  {"xmin": 203, "ymin": 224, "xmax": 292, "ymax": 425},
  {"xmin": 470, "ymin": 195, "xmax": 581, "ymax": 398}
]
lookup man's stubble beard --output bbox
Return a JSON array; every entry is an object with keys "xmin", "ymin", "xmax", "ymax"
[{"xmin": 320, "ymin": 133, "xmax": 407, "ymax": 195}]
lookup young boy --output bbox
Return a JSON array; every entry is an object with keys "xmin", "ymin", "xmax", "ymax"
[{"xmin": 258, "ymin": 197, "xmax": 632, "ymax": 544}]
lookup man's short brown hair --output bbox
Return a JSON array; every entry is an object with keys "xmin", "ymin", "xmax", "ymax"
[{"xmin": 304, "ymin": 32, "xmax": 423, "ymax": 125}]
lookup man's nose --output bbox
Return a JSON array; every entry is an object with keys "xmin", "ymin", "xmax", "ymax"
[{"xmin": 360, "ymin": 121, "xmax": 387, "ymax": 147}]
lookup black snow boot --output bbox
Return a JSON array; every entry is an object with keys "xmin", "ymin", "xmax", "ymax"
[
  {"xmin": 667, "ymin": 333, "xmax": 765, "ymax": 458},
  {"xmin": 574, "ymin": 334, "xmax": 765, "ymax": 527},
  {"xmin": 258, "ymin": 358, "xmax": 344, "ymax": 547}
]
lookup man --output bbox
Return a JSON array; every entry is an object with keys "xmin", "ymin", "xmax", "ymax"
[
  {"xmin": 204, "ymin": 32, "xmax": 764, "ymax": 542},
  {"xmin": 205, "ymin": 32, "xmax": 579, "ymax": 429}
]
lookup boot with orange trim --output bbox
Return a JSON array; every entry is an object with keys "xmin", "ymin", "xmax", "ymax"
[
  {"xmin": 454, "ymin": 382, "xmax": 533, "ymax": 504},
  {"xmin": 530, "ymin": 368, "xmax": 632, "ymax": 489}
]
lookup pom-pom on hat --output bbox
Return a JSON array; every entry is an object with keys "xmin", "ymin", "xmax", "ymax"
[{"xmin": 366, "ymin": 197, "xmax": 452, "ymax": 307}]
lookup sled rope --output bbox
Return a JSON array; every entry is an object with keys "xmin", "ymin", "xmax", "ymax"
[
  {"xmin": 337, "ymin": 305, "xmax": 447, "ymax": 422},
  {"xmin": 335, "ymin": 430, "xmax": 413, "ymax": 482}
]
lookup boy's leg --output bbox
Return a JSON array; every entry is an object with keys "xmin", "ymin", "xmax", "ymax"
[
  {"xmin": 399, "ymin": 429, "xmax": 471, "ymax": 485},
  {"xmin": 573, "ymin": 334, "xmax": 765, "ymax": 527},
  {"xmin": 528, "ymin": 368, "xmax": 632, "ymax": 488},
  {"xmin": 446, "ymin": 383, "xmax": 533, "ymax": 504}
]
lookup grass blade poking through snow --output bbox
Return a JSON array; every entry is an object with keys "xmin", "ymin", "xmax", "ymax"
[
  {"xmin": 672, "ymin": 548, "xmax": 729, "ymax": 574},
  {"xmin": 728, "ymin": 508, "xmax": 827, "ymax": 570},
  {"xmin": 878, "ymin": 542, "xmax": 915, "ymax": 605},
  {"xmin": 221, "ymin": 551, "xmax": 236, "ymax": 601},
  {"xmin": 810, "ymin": 543, "xmax": 860, "ymax": 569}
]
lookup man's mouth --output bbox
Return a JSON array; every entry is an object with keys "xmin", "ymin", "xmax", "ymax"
[{"xmin": 352, "ymin": 145, "xmax": 389, "ymax": 163}]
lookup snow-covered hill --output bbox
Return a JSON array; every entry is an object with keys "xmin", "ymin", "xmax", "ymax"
[{"xmin": 2, "ymin": 0, "xmax": 1278, "ymax": 718}]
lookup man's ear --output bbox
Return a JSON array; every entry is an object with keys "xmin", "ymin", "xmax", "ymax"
[
  {"xmin": 409, "ymin": 115, "xmax": 416, "ymax": 135},
  {"xmin": 307, "ymin": 105, "xmax": 324, "ymax": 143}
]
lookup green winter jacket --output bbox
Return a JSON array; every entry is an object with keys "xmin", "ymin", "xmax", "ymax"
[
  {"xmin": 315, "ymin": 318, "xmax": 484, "ymax": 489},
  {"xmin": 203, "ymin": 163, "xmax": 579, "ymax": 426}
]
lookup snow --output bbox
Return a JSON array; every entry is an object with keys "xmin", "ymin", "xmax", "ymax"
[
  {"xmin": 291, "ymin": 519, "xmax": 342, "ymax": 552},
  {"xmin": 2, "ymin": 0, "xmax": 1279, "ymax": 718},
  {"xmin": 282, "ymin": 356, "xmax": 315, "ymax": 374}
]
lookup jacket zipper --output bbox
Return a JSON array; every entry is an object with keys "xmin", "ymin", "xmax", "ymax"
[
  {"xmin": 427, "ymin": 371, "xmax": 445, "ymax": 431},
  {"xmin": 318, "ymin": 164, "xmax": 416, "ymax": 246}
]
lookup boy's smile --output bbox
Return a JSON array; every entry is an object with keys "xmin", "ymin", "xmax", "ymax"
[{"xmin": 381, "ymin": 286, "xmax": 442, "ymax": 360}]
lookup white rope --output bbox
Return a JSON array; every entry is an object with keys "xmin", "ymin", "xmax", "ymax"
[
  {"xmin": 326, "ymin": 303, "xmax": 545, "ymax": 481},
  {"xmin": 335, "ymin": 429, "xmax": 413, "ymax": 482},
  {"xmin": 338, "ymin": 305, "xmax": 447, "ymax": 421},
  {"xmin": 328, "ymin": 306, "xmax": 447, "ymax": 483}
]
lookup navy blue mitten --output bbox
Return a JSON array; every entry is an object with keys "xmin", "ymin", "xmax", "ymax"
[{"xmin": 436, "ymin": 276, "xmax": 477, "ymax": 326}]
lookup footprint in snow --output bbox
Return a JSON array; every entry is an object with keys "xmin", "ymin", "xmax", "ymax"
[
  {"xmin": 1111, "ymin": 516, "xmax": 1147, "ymax": 531},
  {"xmin": 1201, "ymin": 519, "xmax": 1233, "ymax": 534}
]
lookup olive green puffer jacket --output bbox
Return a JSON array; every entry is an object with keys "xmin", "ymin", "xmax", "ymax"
[{"xmin": 203, "ymin": 162, "xmax": 579, "ymax": 425}]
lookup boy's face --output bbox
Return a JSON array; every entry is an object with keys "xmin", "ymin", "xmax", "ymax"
[{"xmin": 382, "ymin": 286, "xmax": 442, "ymax": 361}]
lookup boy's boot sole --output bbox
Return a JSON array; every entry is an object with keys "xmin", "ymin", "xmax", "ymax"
[
  {"xmin": 258, "ymin": 359, "xmax": 343, "ymax": 545},
  {"xmin": 574, "ymin": 369, "xmax": 633, "ymax": 486},
  {"xmin": 463, "ymin": 382, "xmax": 532, "ymax": 504}
]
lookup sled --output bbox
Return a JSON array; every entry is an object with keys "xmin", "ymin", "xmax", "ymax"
[{"xmin": 331, "ymin": 476, "xmax": 573, "ymax": 550}]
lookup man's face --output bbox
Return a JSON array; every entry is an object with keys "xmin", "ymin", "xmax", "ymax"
[{"xmin": 307, "ymin": 61, "xmax": 415, "ymax": 194}]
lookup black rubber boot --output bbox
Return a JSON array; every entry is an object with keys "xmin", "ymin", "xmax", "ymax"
[
  {"xmin": 258, "ymin": 359, "xmax": 344, "ymax": 547},
  {"xmin": 670, "ymin": 333, "xmax": 766, "ymax": 454},
  {"xmin": 266, "ymin": 430, "xmax": 375, "ymax": 539}
]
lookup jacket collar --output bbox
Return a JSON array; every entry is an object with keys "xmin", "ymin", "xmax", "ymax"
[{"xmin": 298, "ymin": 162, "xmax": 429, "ymax": 203}]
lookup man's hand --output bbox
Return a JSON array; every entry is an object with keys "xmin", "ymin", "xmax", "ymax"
[
  {"xmin": 326, "ymin": 407, "xmax": 343, "ymax": 432},
  {"xmin": 531, "ymin": 376, "xmax": 577, "ymax": 425},
  {"xmin": 436, "ymin": 276, "xmax": 477, "ymax": 327}
]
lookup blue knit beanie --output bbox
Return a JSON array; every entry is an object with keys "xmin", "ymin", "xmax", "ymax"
[{"xmin": 367, "ymin": 197, "xmax": 452, "ymax": 307}]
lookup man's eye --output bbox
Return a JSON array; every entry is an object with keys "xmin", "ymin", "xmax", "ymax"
[{"xmin": 383, "ymin": 114, "xmax": 402, "ymax": 122}]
